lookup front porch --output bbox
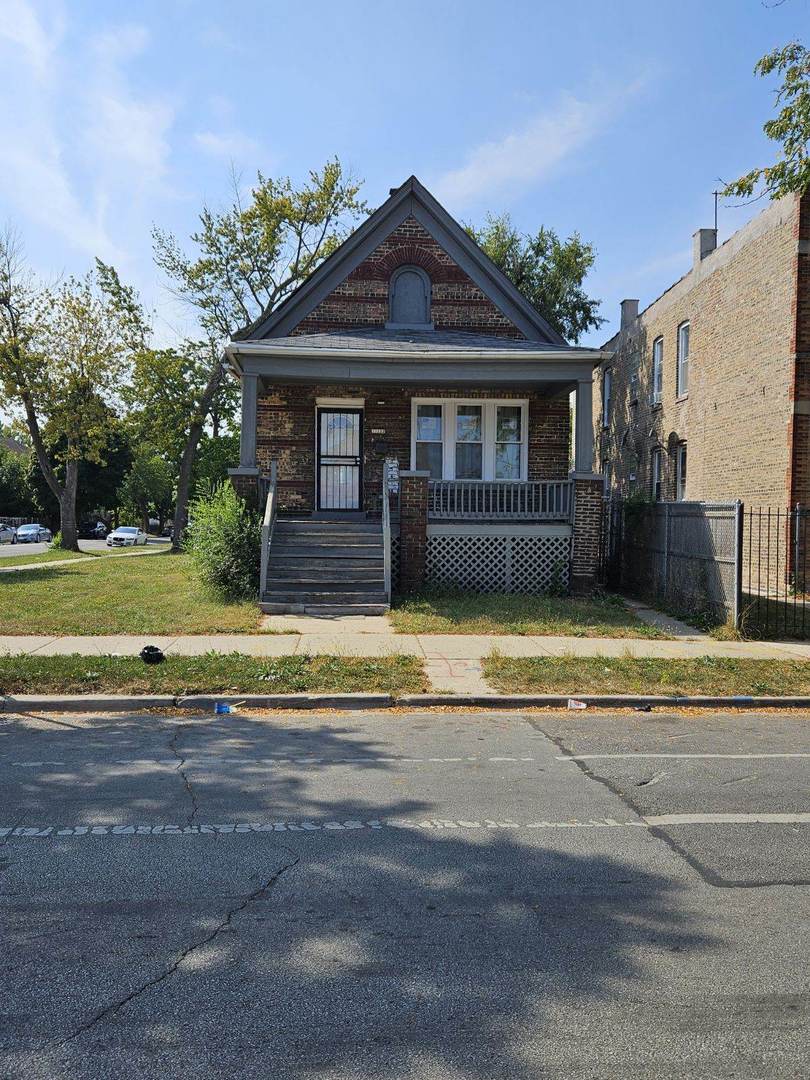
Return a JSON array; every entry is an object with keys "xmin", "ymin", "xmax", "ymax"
[{"xmin": 226, "ymin": 330, "xmax": 607, "ymax": 610}]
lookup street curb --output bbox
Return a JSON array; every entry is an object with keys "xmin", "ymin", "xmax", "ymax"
[
  {"xmin": 0, "ymin": 693, "xmax": 394, "ymax": 713},
  {"xmin": 3, "ymin": 692, "xmax": 810, "ymax": 713}
]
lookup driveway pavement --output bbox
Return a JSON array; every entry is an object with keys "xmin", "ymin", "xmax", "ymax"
[
  {"xmin": 1, "ymin": 708, "xmax": 808, "ymax": 1078},
  {"xmin": 0, "ymin": 537, "xmax": 169, "ymax": 559}
]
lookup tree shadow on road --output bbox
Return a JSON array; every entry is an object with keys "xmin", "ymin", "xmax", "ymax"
[{"xmin": 0, "ymin": 710, "xmax": 717, "ymax": 1079}]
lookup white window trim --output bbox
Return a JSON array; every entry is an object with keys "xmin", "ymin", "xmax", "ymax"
[
  {"xmin": 652, "ymin": 447, "xmax": 664, "ymax": 501},
  {"xmin": 652, "ymin": 338, "xmax": 663, "ymax": 405},
  {"xmin": 410, "ymin": 397, "xmax": 529, "ymax": 481},
  {"xmin": 677, "ymin": 322, "xmax": 690, "ymax": 398}
]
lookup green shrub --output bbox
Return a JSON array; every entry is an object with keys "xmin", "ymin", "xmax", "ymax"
[
  {"xmin": 50, "ymin": 531, "xmax": 64, "ymax": 550},
  {"xmin": 186, "ymin": 483, "xmax": 261, "ymax": 600}
]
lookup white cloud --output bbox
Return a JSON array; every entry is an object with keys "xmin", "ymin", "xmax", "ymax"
[
  {"xmin": 433, "ymin": 84, "xmax": 643, "ymax": 209},
  {"xmin": 194, "ymin": 129, "xmax": 260, "ymax": 163},
  {"xmin": 0, "ymin": 2, "xmax": 177, "ymax": 267}
]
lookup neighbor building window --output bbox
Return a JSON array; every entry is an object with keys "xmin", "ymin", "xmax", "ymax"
[
  {"xmin": 414, "ymin": 403, "xmax": 443, "ymax": 478},
  {"xmin": 676, "ymin": 443, "xmax": 687, "ymax": 501},
  {"xmin": 652, "ymin": 338, "xmax": 663, "ymax": 405},
  {"xmin": 602, "ymin": 369, "xmax": 612, "ymax": 428},
  {"xmin": 387, "ymin": 265, "xmax": 432, "ymax": 328},
  {"xmin": 652, "ymin": 448, "xmax": 664, "ymax": 501},
  {"xmin": 677, "ymin": 321, "xmax": 690, "ymax": 397},
  {"xmin": 411, "ymin": 398, "xmax": 528, "ymax": 481}
]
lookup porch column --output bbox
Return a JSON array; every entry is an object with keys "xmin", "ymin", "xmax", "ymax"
[
  {"xmin": 239, "ymin": 373, "xmax": 259, "ymax": 469},
  {"xmin": 574, "ymin": 377, "xmax": 594, "ymax": 474},
  {"xmin": 399, "ymin": 470, "xmax": 429, "ymax": 592}
]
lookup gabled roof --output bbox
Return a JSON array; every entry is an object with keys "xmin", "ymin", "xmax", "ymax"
[{"xmin": 236, "ymin": 175, "xmax": 567, "ymax": 345}]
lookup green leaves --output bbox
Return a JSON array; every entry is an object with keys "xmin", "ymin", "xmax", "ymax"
[
  {"xmin": 722, "ymin": 41, "xmax": 810, "ymax": 201},
  {"xmin": 467, "ymin": 213, "xmax": 603, "ymax": 343},
  {"xmin": 153, "ymin": 157, "xmax": 367, "ymax": 339}
]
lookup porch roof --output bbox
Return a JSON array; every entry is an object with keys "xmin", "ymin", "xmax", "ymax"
[{"xmin": 227, "ymin": 329, "xmax": 610, "ymax": 387}]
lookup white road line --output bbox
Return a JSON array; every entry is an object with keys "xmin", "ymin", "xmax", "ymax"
[
  {"xmin": 2, "ymin": 812, "xmax": 808, "ymax": 840},
  {"xmin": 645, "ymin": 812, "xmax": 810, "ymax": 826},
  {"xmin": 557, "ymin": 753, "xmax": 810, "ymax": 761},
  {"xmin": 4, "ymin": 755, "xmax": 538, "ymax": 770}
]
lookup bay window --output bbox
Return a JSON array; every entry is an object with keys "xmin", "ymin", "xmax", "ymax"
[{"xmin": 411, "ymin": 399, "xmax": 528, "ymax": 481}]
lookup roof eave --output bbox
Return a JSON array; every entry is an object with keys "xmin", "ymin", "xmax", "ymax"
[{"xmin": 226, "ymin": 342, "xmax": 610, "ymax": 365}]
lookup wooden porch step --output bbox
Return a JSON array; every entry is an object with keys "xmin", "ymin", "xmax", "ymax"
[
  {"xmin": 271, "ymin": 543, "xmax": 383, "ymax": 559},
  {"xmin": 261, "ymin": 602, "xmax": 390, "ymax": 616},
  {"xmin": 269, "ymin": 556, "xmax": 385, "ymax": 571},
  {"xmin": 264, "ymin": 589, "xmax": 388, "ymax": 605}
]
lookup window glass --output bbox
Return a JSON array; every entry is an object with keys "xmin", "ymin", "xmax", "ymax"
[
  {"xmin": 415, "ymin": 404, "xmax": 443, "ymax": 478},
  {"xmin": 652, "ymin": 450, "xmax": 663, "ymax": 501},
  {"xmin": 416, "ymin": 442, "xmax": 443, "ymax": 478},
  {"xmin": 495, "ymin": 405, "xmax": 522, "ymax": 479},
  {"xmin": 602, "ymin": 370, "xmax": 612, "ymax": 426},
  {"xmin": 652, "ymin": 338, "xmax": 663, "ymax": 403},
  {"xmin": 416, "ymin": 404, "xmax": 442, "ymax": 442},
  {"xmin": 676, "ymin": 444, "xmax": 687, "ymax": 500},
  {"xmin": 677, "ymin": 322, "xmax": 690, "ymax": 396},
  {"xmin": 455, "ymin": 405, "xmax": 483, "ymax": 479}
]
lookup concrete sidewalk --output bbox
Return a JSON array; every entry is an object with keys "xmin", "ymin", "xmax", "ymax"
[{"xmin": 2, "ymin": 631, "xmax": 809, "ymax": 661}]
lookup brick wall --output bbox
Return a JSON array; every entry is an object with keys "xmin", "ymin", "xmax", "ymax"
[
  {"xmin": 293, "ymin": 217, "xmax": 524, "ymax": 338},
  {"xmin": 570, "ymin": 477, "xmax": 603, "ymax": 590},
  {"xmin": 256, "ymin": 384, "xmax": 571, "ymax": 512},
  {"xmin": 398, "ymin": 471, "xmax": 429, "ymax": 591},
  {"xmin": 595, "ymin": 195, "xmax": 806, "ymax": 510}
]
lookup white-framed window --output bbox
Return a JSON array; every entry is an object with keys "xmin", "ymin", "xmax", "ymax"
[
  {"xmin": 677, "ymin": 321, "xmax": 690, "ymax": 397},
  {"xmin": 652, "ymin": 447, "xmax": 664, "ymax": 501},
  {"xmin": 602, "ymin": 369, "xmax": 612, "ymax": 428},
  {"xmin": 676, "ymin": 443, "xmax": 687, "ymax": 501},
  {"xmin": 652, "ymin": 337, "xmax": 663, "ymax": 405},
  {"xmin": 410, "ymin": 398, "xmax": 529, "ymax": 481}
]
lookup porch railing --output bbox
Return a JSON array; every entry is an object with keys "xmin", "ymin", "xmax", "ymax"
[
  {"xmin": 259, "ymin": 461, "xmax": 278, "ymax": 597},
  {"xmin": 427, "ymin": 480, "xmax": 573, "ymax": 521}
]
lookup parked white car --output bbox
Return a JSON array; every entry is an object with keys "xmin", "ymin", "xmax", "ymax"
[
  {"xmin": 0, "ymin": 523, "xmax": 17, "ymax": 544},
  {"xmin": 106, "ymin": 526, "xmax": 149, "ymax": 548}
]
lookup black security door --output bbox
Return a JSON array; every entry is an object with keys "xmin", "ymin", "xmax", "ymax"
[{"xmin": 317, "ymin": 408, "xmax": 363, "ymax": 510}]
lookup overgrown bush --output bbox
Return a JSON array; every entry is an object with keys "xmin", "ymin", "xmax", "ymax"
[
  {"xmin": 50, "ymin": 531, "xmax": 64, "ymax": 550},
  {"xmin": 186, "ymin": 483, "xmax": 261, "ymax": 600}
]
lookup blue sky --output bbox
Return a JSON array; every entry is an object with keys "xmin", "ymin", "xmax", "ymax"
[{"xmin": 1, "ymin": 0, "xmax": 807, "ymax": 347}]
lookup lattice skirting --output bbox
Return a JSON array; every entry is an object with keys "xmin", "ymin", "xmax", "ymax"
[
  {"xmin": 391, "ymin": 534, "xmax": 401, "ymax": 591},
  {"xmin": 424, "ymin": 529, "xmax": 571, "ymax": 593}
]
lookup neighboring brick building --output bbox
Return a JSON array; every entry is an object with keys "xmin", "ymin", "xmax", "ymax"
[
  {"xmin": 227, "ymin": 176, "xmax": 608, "ymax": 613},
  {"xmin": 595, "ymin": 193, "xmax": 810, "ymax": 510}
]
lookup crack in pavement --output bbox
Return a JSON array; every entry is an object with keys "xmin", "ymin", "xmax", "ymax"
[
  {"xmin": 55, "ymin": 846, "xmax": 301, "ymax": 1047},
  {"xmin": 168, "ymin": 725, "xmax": 199, "ymax": 827}
]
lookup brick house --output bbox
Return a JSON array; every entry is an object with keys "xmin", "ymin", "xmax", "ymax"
[
  {"xmin": 595, "ymin": 192, "xmax": 810, "ymax": 509},
  {"xmin": 227, "ymin": 177, "xmax": 607, "ymax": 614}
]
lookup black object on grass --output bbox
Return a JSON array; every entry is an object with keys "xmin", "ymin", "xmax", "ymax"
[{"xmin": 140, "ymin": 645, "xmax": 165, "ymax": 665}]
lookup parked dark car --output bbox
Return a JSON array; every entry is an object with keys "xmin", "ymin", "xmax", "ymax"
[{"xmin": 79, "ymin": 521, "xmax": 107, "ymax": 539}]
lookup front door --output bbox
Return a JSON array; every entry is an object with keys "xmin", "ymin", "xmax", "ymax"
[{"xmin": 317, "ymin": 408, "xmax": 363, "ymax": 510}]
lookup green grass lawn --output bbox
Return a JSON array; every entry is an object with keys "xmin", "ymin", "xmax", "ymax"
[
  {"xmin": 0, "ymin": 552, "xmax": 262, "ymax": 635},
  {"xmin": 390, "ymin": 590, "xmax": 665, "ymax": 638},
  {"xmin": 483, "ymin": 654, "xmax": 810, "ymax": 696},
  {"xmin": 0, "ymin": 548, "xmax": 97, "ymax": 568},
  {"xmin": 0, "ymin": 653, "xmax": 425, "ymax": 695}
]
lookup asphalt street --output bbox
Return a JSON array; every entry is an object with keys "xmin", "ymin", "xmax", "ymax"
[
  {"xmin": 0, "ymin": 538, "xmax": 169, "ymax": 558},
  {"xmin": 1, "ymin": 708, "xmax": 808, "ymax": 1079}
]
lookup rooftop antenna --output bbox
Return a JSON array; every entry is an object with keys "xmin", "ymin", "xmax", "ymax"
[{"xmin": 712, "ymin": 189, "xmax": 721, "ymax": 234}]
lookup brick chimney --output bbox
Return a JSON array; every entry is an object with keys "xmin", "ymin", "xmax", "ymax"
[
  {"xmin": 692, "ymin": 228, "xmax": 717, "ymax": 268},
  {"xmin": 620, "ymin": 299, "xmax": 639, "ymax": 330}
]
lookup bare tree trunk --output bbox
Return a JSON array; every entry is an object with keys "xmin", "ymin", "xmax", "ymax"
[
  {"xmin": 59, "ymin": 458, "xmax": 80, "ymax": 551},
  {"xmin": 171, "ymin": 362, "xmax": 224, "ymax": 552}
]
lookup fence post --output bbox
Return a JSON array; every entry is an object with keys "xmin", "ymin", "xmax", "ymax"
[
  {"xmin": 733, "ymin": 500, "xmax": 743, "ymax": 630},
  {"xmin": 662, "ymin": 502, "xmax": 670, "ymax": 601}
]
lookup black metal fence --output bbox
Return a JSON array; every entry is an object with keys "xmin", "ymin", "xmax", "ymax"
[
  {"xmin": 601, "ymin": 499, "xmax": 810, "ymax": 639},
  {"xmin": 740, "ymin": 505, "xmax": 810, "ymax": 639}
]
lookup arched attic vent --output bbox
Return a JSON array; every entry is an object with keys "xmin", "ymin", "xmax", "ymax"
[{"xmin": 386, "ymin": 265, "xmax": 433, "ymax": 330}]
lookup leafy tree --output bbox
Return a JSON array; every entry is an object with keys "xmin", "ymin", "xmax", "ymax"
[
  {"xmin": 0, "ymin": 443, "xmax": 36, "ymax": 517},
  {"xmin": 0, "ymin": 232, "xmax": 135, "ymax": 549},
  {"xmin": 192, "ymin": 431, "xmax": 241, "ymax": 494},
  {"xmin": 723, "ymin": 41, "xmax": 810, "ymax": 201},
  {"xmin": 467, "ymin": 214, "xmax": 603, "ymax": 342},
  {"xmin": 119, "ymin": 443, "xmax": 174, "ymax": 532},
  {"xmin": 149, "ymin": 159, "xmax": 366, "ymax": 545},
  {"xmin": 27, "ymin": 409, "xmax": 133, "ymax": 529}
]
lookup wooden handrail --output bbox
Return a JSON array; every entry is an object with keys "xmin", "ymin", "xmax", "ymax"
[{"xmin": 259, "ymin": 460, "xmax": 278, "ymax": 597}]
